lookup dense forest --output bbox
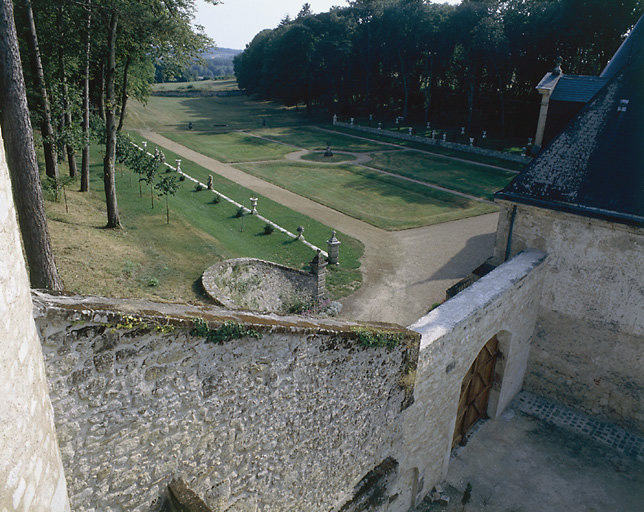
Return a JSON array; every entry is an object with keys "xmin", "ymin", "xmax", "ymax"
[{"xmin": 234, "ymin": 0, "xmax": 643, "ymax": 137}]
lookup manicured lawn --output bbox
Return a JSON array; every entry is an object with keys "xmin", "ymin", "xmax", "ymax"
[
  {"xmin": 328, "ymin": 125, "xmax": 526, "ymax": 171},
  {"xmin": 301, "ymin": 152, "xmax": 358, "ymax": 163},
  {"xmin": 367, "ymin": 151, "xmax": 517, "ymax": 199},
  {"xmin": 160, "ymin": 131, "xmax": 293, "ymax": 162},
  {"xmin": 250, "ymin": 126, "xmax": 390, "ymax": 152},
  {"xmin": 127, "ymin": 94, "xmax": 312, "ymax": 133},
  {"xmin": 46, "ymin": 144, "xmax": 363, "ymax": 301},
  {"xmin": 234, "ymin": 161, "xmax": 497, "ymax": 230}
]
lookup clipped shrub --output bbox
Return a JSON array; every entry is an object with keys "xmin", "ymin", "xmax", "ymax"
[
  {"xmin": 212, "ymin": 193, "xmax": 221, "ymax": 204},
  {"xmin": 179, "ymin": 175, "xmax": 186, "ymax": 181},
  {"xmin": 235, "ymin": 206, "xmax": 245, "ymax": 218},
  {"xmin": 263, "ymin": 223, "xmax": 274, "ymax": 235},
  {"xmin": 195, "ymin": 183, "xmax": 204, "ymax": 192}
]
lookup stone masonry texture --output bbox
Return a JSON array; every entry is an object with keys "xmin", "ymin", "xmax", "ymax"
[
  {"xmin": 0, "ymin": 130, "xmax": 71, "ymax": 511},
  {"xmin": 33, "ymin": 294, "xmax": 419, "ymax": 512},
  {"xmin": 494, "ymin": 201, "xmax": 644, "ymax": 433}
]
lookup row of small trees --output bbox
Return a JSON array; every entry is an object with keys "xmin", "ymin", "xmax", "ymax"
[{"xmin": 115, "ymin": 132, "xmax": 180, "ymax": 225}]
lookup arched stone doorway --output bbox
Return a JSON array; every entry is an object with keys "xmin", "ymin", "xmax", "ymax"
[{"xmin": 452, "ymin": 334, "xmax": 501, "ymax": 448}]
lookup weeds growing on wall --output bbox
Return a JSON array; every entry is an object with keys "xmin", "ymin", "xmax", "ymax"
[
  {"xmin": 190, "ymin": 318, "xmax": 262, "ymax": 344},
  {"xmin": 353, "ymin": 328, "xmax": 403, "ymax": 348}
]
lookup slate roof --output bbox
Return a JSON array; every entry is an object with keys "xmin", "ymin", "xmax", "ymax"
[
  {"xmin": 550, "ymin": 75, "xmax": 608, "ymax": 103},
  {"xmin": 497, "ymin": 17, "xmax": 644, "ymax": 227}
]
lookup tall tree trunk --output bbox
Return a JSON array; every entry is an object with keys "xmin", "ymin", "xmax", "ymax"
[
  {"xmin": 57, "ymin": 13, "xmax": 77, "ymax": 178},
  {"xmin": 398, "ymin": 49, "xmax": 408, "ymax": 120},
  {"xmin": 22, "ymin": 0, "xmax": 58, "ymax": 179},
  {"xmin": 117, "ymin": 55, "xmax": 130, "ymax": 131},
  {"xmin": 81, "ymin": 0, "xmax": 91, "ymax": 192},
  {"xmin": 0, "ymin": 0, "xmax": 63, "ymax": 291},
  {"xmin": 103, "ymin": 11, "xmax": 121, "ymax": 228},
  {"xmin": 98, "ymin": 59, "xmax": 105, "ymax": 121}
]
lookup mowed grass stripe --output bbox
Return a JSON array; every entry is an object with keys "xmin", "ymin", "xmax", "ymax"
[
  {"xmin": 234, "ymin": 161, "xmax": 497, "ymax": 230},
  {"xmin": 367, "ymin": 151, "xmax": 517, "ymax": 200},
  {"xmin": 250, "ymin": 126, "xmax": 390, "ymax": 153},
  {"xmin": 160, "ymin": 131, "xmax": 294, "ymax": 163}
]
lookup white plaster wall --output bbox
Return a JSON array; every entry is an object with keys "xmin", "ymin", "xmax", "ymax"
[
  {"xmin": 33, "ymin": 296, "xmax": 417, "ymax": 512},
  {"xmin": 390, "ymin": 250, "xmax": 547, "ymax": 510},
  {"xmin": 0, "ymin": 131, "xmax": 70, "ymax": 511},
  {"xmin": 494, "ymin": 201, "xmax": 644, "ymax": 432}
]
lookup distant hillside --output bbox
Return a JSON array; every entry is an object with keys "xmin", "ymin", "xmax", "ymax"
[{"xmin": 157, "ymin": 47, "xmax": 242, "ymax": 82}]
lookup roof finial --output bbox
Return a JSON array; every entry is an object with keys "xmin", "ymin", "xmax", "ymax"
[{"xmin": 553, "ymin": 56, "xmax": 563, "ymax": 75}]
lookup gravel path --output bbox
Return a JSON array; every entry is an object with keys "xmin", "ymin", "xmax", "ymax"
[{"xmin": 139, "ymin": 130, "xmax": 499, "ymax": 326}]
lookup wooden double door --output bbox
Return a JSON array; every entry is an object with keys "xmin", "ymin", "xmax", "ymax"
[{"xmin": 452, "ymin": 335, "xmax": 499, "ymax": 448}]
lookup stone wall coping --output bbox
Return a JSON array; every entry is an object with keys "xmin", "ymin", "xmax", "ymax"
[
  {"xmin": 206, "ymin": 257, "xmax": 315, "ymax": 279},
  {"xmin": 408, "ymin": 250, "xmax": 547, "ymax": 348},
  {"xmin": 32, "ymin": 291, "xmax": 419, "ymax": 342}
]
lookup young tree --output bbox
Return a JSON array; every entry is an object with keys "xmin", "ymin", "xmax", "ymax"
[
  {"xmin": 81, "ymin": 0, "xmax": 91, "ymax": 192},
  {"xmin": 0, "ymin": 0, "xmax": 63, "ymax": 290},
  {"xmin": 155, "ymin": 175, "xmax": 180, "ymax": 224}
]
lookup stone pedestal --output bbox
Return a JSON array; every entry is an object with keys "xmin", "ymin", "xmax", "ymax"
[
  {"xmin": 327, "ymin": 231, "xmax": 341, "ymax": 265},
  {"xmin": 310, "ymin": 250, "xmax": 328, "ymax": 303}
]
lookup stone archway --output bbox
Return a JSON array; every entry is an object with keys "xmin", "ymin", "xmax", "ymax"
[{"xmin": 452, "ymin": 334, "xmax": 501, "ymax": 448}]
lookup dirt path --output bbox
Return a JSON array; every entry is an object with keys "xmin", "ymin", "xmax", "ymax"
[{"xmin": 139, "ymin": 130, "xmax": 498, "ymax": 326}]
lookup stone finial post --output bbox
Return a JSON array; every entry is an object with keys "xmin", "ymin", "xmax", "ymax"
[
  {"xmin": 426, "ymin": 122, "xmax": 430, "ymax": 130},
  {"xmin": 482, "ymin": 130, "xmax": 487, "ymax": 139},
  {"xmin": 442, "ymin": 133, "xmax": 447, "ymax": 142},
  {"xmin": 327, "ymin": 230, "xmax": 341, "ymax": 265},
  {"xmin": 250, "ymin": 197, "xmax": 258, "ymax": 214},
  {"xmin": 207, "ymin": 175, "xmax": 213, "ymax": 190},
  {"xmin": 142, "ymin": 140, "xmax": 148, "ymax": 151},
  {"xmin": 460, "ymin": 127, "xmax": 465, "ymax": 135},
  {"xmin": 469, "ymin": 137, "xmax": 474, "ymax": 146},
  {"xmin": 369, "ymin": 113, "xmax": 373, "ymax": 121},
  {"xmin": 297, "ymin": 225, "xmax": 304, "ymax": 239},
  {"xmin": 310, "ymin": 250, "xmax": 328, "ymax": 303},
  {"xmin": 350, "ymin": 117, "xmax": 354, "ymax": 126},
  {"xmin": 431, "ymin": 130, "xmax": 436, "ymax": 139},
  {"xmin": 378, "ymin": 122, "xmax": 382, "ymax": 130},
  {"xmin": 528, "ymin": 137, "xmax": 533, "ymax": 145},
  {"xmin": 332, "ymin": 114, "xmax": 338, "ymax": 125},
  {"xmin": 408, "ymin": 127, "xmax": 413, "ymax": 135},
  {"xmin": 175, "ymin": 159, "xmax": 181, "ymax": 172}
]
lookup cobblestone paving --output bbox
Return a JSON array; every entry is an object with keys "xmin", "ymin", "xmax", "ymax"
[{"xmin": 517, "ymin": 391, "xmax": 643, "ymax": 460}]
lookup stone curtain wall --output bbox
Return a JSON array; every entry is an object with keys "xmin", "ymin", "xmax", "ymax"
[
  {"xmin": 33, "ymin": 294, "xmax": 419, "ymax": 512},
  {"xmin": 389, "ymin": 250, "xmax": 547, "ymax": 510},
  {"xmin": 493, "ymin": 201, "xmax": 644, "ymax": 433},
  {"xmin": 0, "ymin": 132, "xmax": 70, "ymax": 510},
  {"xmin": 333, "ymin": 121, "xmax": 532, "ymax": 165}
]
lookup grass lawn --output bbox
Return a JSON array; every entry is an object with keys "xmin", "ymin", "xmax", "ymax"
[
  {"xmin": 159, "ymin": 131, "xmax": 293, "ymax": 162},
  {"xmin": 328, "ymin": 125, "xmax": 526, "ymax": 171},
  {"xmin": 234, "ymin": 161, "xmax": 497, "ymax": 230},
  {"xmin": 153, "ymin": 78, "xmax": 238, "ymax": 93},
  {"xmin": 251, "ymin": 126, "xmax": 389, "ymax": 152},
  {"xmin": 127, "ymin": 94, "xmax": 314, "ymax": 133},
  {"xmin": 367, "ymin": 151, "xmax": 517, "ymax": 200},
  {"xmin": 46, "ymin": 145, "xmax": 363, "ymax": 301},
  {"xmin": 301, "ymin": 152, "xmax": 358, "ymax": 163}
]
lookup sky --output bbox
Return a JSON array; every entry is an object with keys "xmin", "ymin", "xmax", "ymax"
[{"xmin": 194, "ymin": 0, "xmax": 461, "ymax": 50}]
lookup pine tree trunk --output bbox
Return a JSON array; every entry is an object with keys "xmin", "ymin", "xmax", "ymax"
[
  {"xmin": 0, "ymin": 0, "xmax": 63, "ymax": 291},
  {"xmin": 22, "ymin": 0, "xmax": 58, "ymax": 179},
  {"xmin": 81, "ymin": 0, "xmax": 91, "ymax": 192},
  {"xmin": 57, "ymin": 21, "xmax": 77, "ymax": 178},
  {"xmin": 117, "ymin": 55, "xmax": 130, "ymax": 131},
  {"xmin": 103, "ymin": 11, "xmax": 121, "ymax": 228},
  {"xmin": 98, "ymin": 59, "xmax": 105, "ymax": 121}
]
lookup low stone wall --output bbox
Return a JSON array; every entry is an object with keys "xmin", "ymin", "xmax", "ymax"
[
  {"xmin": 334, "ymin": 121, "xmax": 532, "ymax": 165},
  {"xmin": 388, "ymin": 250, "xmax": 547, "ymax": 510},
  {"xmin": 33, "ymin": 293, "xmax": 419, "ymax": 512},
  {"xmin": 202, "ymin": 258, "xmax": 317, "ymax": 312}
]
